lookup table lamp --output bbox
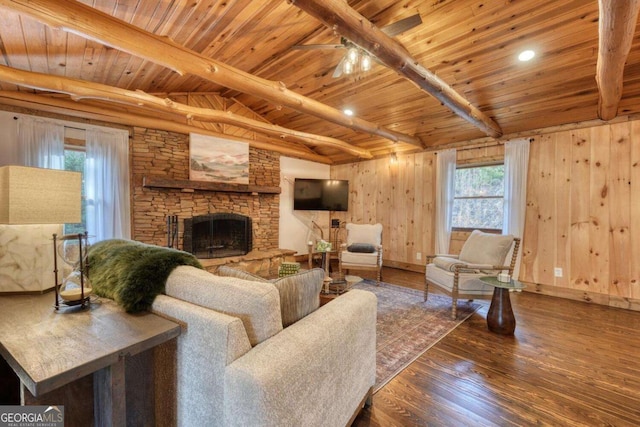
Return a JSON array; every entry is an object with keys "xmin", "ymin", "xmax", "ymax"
[{"xmin": 0, "ymin": 165, "xmax": 82, "ymax": 296}]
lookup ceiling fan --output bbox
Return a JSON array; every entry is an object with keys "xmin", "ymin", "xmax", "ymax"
[{"xmin": 292, "ymin": 13, "xmax": 422, "ymax": 78}]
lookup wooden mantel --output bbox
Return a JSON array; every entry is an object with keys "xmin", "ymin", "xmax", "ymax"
[{"xmin": 143, "ymin": 176, "xmax": 281, "ymax": 194}]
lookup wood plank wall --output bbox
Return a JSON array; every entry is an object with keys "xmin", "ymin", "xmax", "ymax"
[
  {"xmin": 330, "ymin": 145, "xmax": 502, "ymax": 272},
  {"xmin": 331, "ymin": 121, "xmax": 640, "ymax": 310},
  {"xmin": 331, "ymin": 153, "xmax": 436, "ymax": 272},
  {"xmin": 522, "ymin": 121, "xmax": 640, "ymax": 310}
]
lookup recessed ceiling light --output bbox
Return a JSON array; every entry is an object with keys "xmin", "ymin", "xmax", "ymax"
[
  {"xmin": 343, "ymin": 109, "xmax": 354, "ymax": 116},
  {"xmin": 518, "ymin": 50, "xmax": 535, "ymax": 62}
]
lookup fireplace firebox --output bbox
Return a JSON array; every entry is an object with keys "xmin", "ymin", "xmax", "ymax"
[{"xmin": 183, "ymin": 213, "xmax": 252, "ymax": 259}]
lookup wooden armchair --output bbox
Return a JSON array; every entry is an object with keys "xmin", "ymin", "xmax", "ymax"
[
  {"xmin": 338, "ymin": 223, "xmax": 383, "ymax": 286},
  {"xmin": 424, "ymin": 230, "xmax": 521, "ymax": 319}
]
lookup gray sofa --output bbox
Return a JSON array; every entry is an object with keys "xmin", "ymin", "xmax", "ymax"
[{"xmin": 151, "ymin": 265, "xmax": 377, "ymax": 427}]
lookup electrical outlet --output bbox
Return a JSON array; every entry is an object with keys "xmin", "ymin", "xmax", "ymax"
[
  {"xmin": 554, "ymin": 267, "xmax": 563, "ymax": 277},
  {"xmin": 416, "ymin": 252, "xmax": 422, "ymax": 261}
]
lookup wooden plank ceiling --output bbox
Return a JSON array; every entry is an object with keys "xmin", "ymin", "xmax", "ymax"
[{"xmin": 0, "ymin": 0, "xmax": 639, "ymax": 164}]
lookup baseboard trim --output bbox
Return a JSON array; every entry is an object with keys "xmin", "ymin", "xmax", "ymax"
[
  {"xmin": 383, "ymin": 260, "xmax": 425, "ymax": 274},
  {"xmin": 378, "ymin": 264, "xmax": 640, "ymax": 313},
  {"xmin": 522, "ymin": 282, "xmax": 640, "ymax": 312}
]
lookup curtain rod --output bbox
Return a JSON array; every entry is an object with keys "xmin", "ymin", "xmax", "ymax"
[
  {"xmin": 13, "ymin": 115, "xmax": 85, "ymax": 131},
  {"xmin": 64, "ymin": 125, "xmax": 86, "ymax": 132}
]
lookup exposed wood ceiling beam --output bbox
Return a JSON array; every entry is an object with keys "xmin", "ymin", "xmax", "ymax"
[
  {"xmin": 596, "ymin": 0, "xmax": 640, "ymax": 120},
  {"xmin": 0, "ymin": 0, "xmax": 423, "ymax": 149},
  {"xmin": 0, "ymin": 91, "xmax": 332, "ymax": 164},
  {"xmin": 0, "ymin": 64, "xmax": 373, "ymax": 159},
  {"xmin": 289, "ymin": 0, "xmax": 503, "ymax": 139}
]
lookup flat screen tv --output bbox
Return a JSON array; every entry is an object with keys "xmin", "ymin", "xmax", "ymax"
[{"xmin": 293, "ymin": 178, "xmax": 349, "ymax": 211}]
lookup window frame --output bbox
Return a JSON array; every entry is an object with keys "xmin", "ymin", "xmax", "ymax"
[
  {"xmin": 451, "ymin": 161, "xmax": 505, "ymax": 233},
  {"xmin": 63, "ymin": 141, "xmax": 87, "ymax": 235}
]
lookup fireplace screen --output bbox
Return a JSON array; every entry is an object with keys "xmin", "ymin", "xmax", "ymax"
[{"xmin": 183, "ymin": 213, "xmax": 252, "ymax": 259}]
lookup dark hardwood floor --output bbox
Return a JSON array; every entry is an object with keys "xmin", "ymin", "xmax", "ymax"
[{"xmin": 353, "ymin": 267, "xmax": 640, "ymax": 427}]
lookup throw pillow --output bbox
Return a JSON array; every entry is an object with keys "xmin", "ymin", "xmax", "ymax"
[
  {"xmin": 270, "ymin": 268, "xmax": 324, "ymax": 327},
  {"xmin": 458, "ymin": 230, "xmax": 514, "ymax": 266},
  {"xmin": 347, "ymin": 243, "xmax": 376, "ymax": 253},
  {"xmin": 216, "ymin": 266, "xmax": 325, "ymax": 327},
  {"xmin": 216, "ymin": 265, "xmax": 268, "ymax": 283}
]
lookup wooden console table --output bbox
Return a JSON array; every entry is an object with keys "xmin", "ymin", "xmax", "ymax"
[{"xmin": 0, "ymin": 293, "xmax": 180, "ymax": 426}]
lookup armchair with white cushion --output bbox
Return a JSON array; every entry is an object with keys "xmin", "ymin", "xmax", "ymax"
[
  {"xmin": 424, "ymin": 230, "xmax": 521, "ymax": 319},
  {"xmin": 339, "ymin": 223, "xmax": 383, "ymax": 286}
]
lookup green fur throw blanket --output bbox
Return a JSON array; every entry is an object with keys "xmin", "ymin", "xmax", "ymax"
[{"xmin": 88, "ymin": 239, "xmax": 202, "ymax": 313}]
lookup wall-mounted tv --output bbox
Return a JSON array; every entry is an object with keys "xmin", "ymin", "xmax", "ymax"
[{"xmin": 293, "ymin": 178, "xmax": 349, "ymax": 211}]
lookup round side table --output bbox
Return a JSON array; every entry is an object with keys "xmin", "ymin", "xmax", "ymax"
[{"xmin": 479, "ymin": 276, "xmax": 526, "ymax": 335}]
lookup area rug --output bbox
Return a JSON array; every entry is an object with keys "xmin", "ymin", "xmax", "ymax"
[{"xmin": 353, "ymin": 279, "xmax": 481, "ymax": 392}]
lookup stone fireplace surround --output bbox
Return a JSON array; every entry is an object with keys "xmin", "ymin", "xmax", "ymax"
[{"xmin": 131, "ymin": 127, "xmax": 291, "ymax": 276}]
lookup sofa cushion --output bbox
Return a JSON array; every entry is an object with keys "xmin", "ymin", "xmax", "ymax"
[
  {"xmin": 426, "ymin": 264, "xmax": 495, "ymax": 296},
  {"xmin": 166, "ymin": 266, "xmax": 283, "ymax": 346},
  {"xmin": 458, "ymin": 230, "xmax": 514, "ymax": 266},
  {"xmin": 340, "ymin": 251, "xmax": 379, "ymax": 266},
  {"xmin": 217, "ymin": 266, "xmax": 325, "ymax": 328}
]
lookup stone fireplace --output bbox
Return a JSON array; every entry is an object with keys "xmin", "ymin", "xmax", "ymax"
[
  {"xmin": 131, "ymin": 127, "xmax": 291, "ymax": 276},
  {"xmin": 183, "ymin": 213, "xmax": 252, "ymax": 259}
]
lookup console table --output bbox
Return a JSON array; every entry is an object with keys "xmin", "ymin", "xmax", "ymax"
[{"xmin": 0, "ymin": 293, "xmax": 180, "ymax": 426}]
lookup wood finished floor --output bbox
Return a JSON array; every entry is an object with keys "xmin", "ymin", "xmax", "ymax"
[{"xmin": 353, "ymin": 268, "xmax": 640, "ymax": 427}]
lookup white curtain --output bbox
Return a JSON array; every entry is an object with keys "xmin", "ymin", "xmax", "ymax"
[
  {"xmin": 503, "ymin": 138, "xmax": 530, "ymax": 278},
  {"xmin": 435, "ymin": 148, "xmax": 457, "ymax": 254},
  {"xmin": 17, "ymin": 116, "xmax": 65, "ymax": 169},
  {"xmin": 13, "ymin": 116, "xmax": 66, "ymax": 291},
  {"xmin": 85, "ymin": 128, "xmax": 131, "ymax": 241}
]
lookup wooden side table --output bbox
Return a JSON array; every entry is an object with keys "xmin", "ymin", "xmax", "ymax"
[
  {"xmin": 0, "ymin": 293, "xmax": 180, "ymax": 426},
  {"xmin": 479, "ymin": 276, "xmax": 526, "ymax": 335},
  {"xmin": 308, "ymin": 246, "xmax": 337, "ymax": 293}
]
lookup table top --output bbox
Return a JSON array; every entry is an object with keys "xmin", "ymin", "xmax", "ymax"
[
  {"xmin": 0, "ymin": 293, "xmax": 180, "ymax": 396},
  {"xmin": 310, "ymin": 248, "xmax": 337, "ymax": 254},
  {"xmin": 479, "ymin": 276, "xmax": 526, "ymax": 290}
]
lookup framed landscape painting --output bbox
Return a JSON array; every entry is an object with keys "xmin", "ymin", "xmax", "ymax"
[{"xmin": 189, "ymin": 133, "xmax": 249, "ymax": 184}]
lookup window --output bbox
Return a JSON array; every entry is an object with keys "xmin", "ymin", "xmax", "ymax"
[
  {"xmin": 452, "ymin": 164, "xmax": 504, "ymax": 230},
  {"xmin": 63, "ymin": 147, "xmax": 86, "ymax": 235},
  {"xmin": 16, "ymin": 115, "xmax": 130, "ymax": 240}
]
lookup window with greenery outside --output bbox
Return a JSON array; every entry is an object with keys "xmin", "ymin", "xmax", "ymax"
[
  {"xmin": 64, "ymin": 148, "xmax": 87, "ymax": 235},
  {"xmin": 452, "ymin": 164, "xmax": 504, "ymax": 230}
]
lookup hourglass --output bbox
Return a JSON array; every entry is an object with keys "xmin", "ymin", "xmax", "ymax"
[{"xmin": 53, "ymin": 232, "xmax": 91, "ymax": 310}]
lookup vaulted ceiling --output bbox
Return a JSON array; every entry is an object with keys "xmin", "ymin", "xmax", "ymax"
[{"xmin": 0, "ymin": 0, "xmax": 639, "ymax": 164}]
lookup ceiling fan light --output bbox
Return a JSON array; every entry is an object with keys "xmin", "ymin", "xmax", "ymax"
[
  {"xmin": 343, "ymin": 60, "xmax": 354, "ymax": 75},
  {"xmin": 361, "ymin": 54, "xmax": 372, "ymax": 72},
  {"xmin": 347, "ymin": 47, "xmax": 359, "ymax": 64}
]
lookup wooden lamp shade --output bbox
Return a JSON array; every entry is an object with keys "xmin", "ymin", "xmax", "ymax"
[{"xmin": 0, "ymin": 165, "xmax": 81, "ymax": 225}]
